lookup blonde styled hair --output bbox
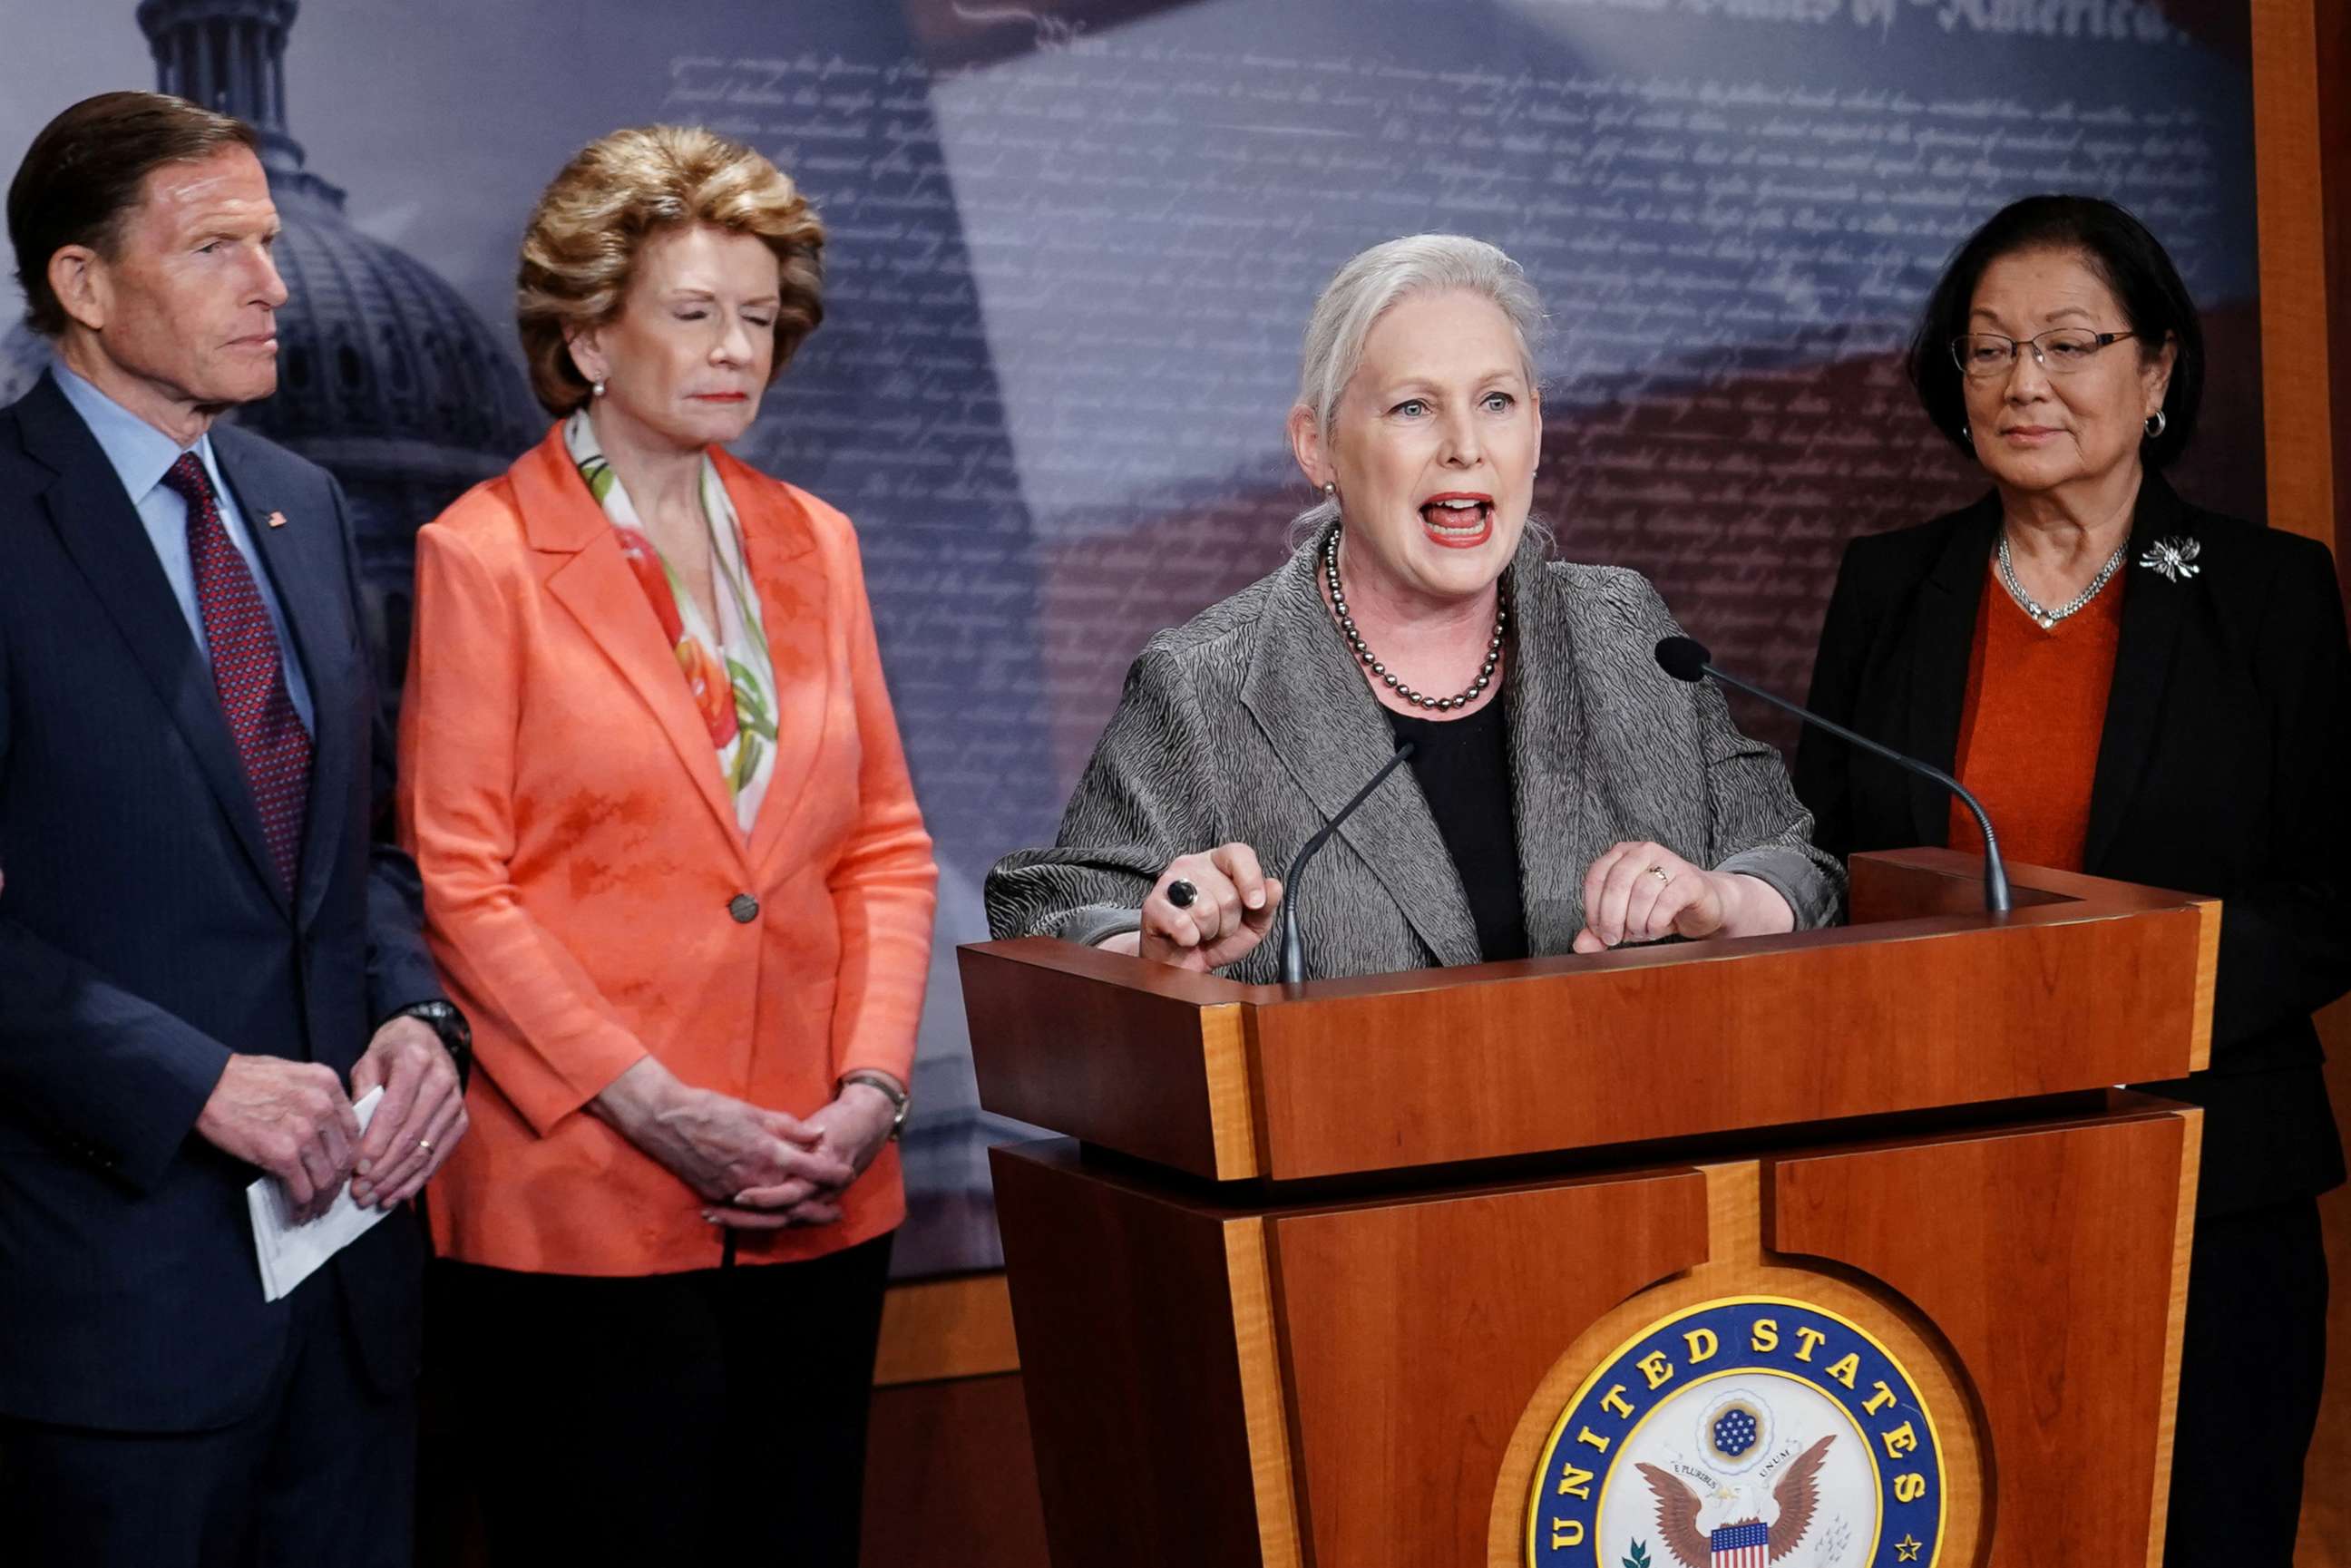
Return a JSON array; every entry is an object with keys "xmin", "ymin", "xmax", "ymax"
[{"xmin": 516, "ymin": 124, "xmax": 824, "ymax": 415}]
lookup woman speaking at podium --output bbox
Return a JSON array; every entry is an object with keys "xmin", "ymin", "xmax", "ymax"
[
  {"xmin": 1794, "ymin": 195, "xmax": 2349, "ymax": 1566},
  {"xmin": 987, "ymin": 234, "xmax": 1841, "ymax": 979}
]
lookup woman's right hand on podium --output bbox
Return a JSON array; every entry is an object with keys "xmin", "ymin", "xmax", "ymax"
[{"xmin": 1107, "ymin": 844, "xmax": 1284, "ymax": 971}]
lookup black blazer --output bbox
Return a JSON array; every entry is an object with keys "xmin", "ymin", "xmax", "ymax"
[
  {"xmin": 0, "ymin": 373, "xmax": 444, "ymax": 1430},
  {"xmin": 1795, "ymin": 472, "xmax": 2350, "ymax": 1218}
]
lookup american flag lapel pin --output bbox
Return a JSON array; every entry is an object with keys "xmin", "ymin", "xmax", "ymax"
[{"xmin": 265, "ymin": 510, "xmax": 287, "ymax": 530}]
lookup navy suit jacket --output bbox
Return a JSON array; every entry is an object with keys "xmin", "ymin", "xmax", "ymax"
[{"xmin": 0, "ymin": 371, "xmax": 443, "ymax": 1431}]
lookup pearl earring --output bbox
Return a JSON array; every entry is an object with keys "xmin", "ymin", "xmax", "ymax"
[
  {"xmin": 591, "ymin": 380, "xmax": 606, "ymax": 398},
  {"xmin": 1322, "ymin": 482, "xmax": 1336, "ymax": 497}
]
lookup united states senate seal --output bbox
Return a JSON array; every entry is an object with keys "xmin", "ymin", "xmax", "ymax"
[{"xmin": 1527, "ymin": 1297, "xmax": 1946, "ymax": 1568}]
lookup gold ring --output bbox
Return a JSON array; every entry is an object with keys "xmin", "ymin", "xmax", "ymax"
[{"xmin": 1647, "ymin": 864, "xmax": 1672, "ymax": 886}]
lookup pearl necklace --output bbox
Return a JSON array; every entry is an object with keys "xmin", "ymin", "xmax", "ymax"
[
  {"xmin": 1322, "ymin": 526, "xmax": 1506, "ymax": 711},
  {"xmin": 1995, "ymin": 532, "xmax": 2127, "ymax": 630}
]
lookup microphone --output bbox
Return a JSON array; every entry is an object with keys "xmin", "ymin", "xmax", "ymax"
[
  {"xmin": 1279, "ymin": 739, "xmax": 1417, "ymax": 985},
  {"xmin": 1654, "ymin": 636, "xmax": 2011, "ymax": 914}
]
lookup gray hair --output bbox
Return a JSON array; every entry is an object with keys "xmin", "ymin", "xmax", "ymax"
[
  {"xmin": 1290, "ymin": 233, "xmax": 1550, "ymax": 541},
  {"xmin": 1297, "ymin": 233, "xmax": 1547, "ymax": 436}
]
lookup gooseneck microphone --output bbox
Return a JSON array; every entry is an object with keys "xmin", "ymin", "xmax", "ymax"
[
  {"xmin": 1654, "ymin": 636, "xmax": 2012, "ymax": 914},
  {"xmin": 1279, "ymin": 739, "xmax": 1416, "ymax": 985}
]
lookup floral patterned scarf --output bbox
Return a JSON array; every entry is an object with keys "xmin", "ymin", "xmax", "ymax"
[{"xmin": 566, "ymin": 410, "xmax": 779, "ymax": 833}]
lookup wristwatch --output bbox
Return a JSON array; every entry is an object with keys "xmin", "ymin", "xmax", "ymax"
[
  {"xmin": 393, "ymin": 999, "xmax": 473, "ymax": 1090},
  {"xmin": 838, "ymin": 1070, "xmax": 911, "ymax": 1141}
]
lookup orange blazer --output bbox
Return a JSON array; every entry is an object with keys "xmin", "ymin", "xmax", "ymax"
[{"xmin": 398, "ymin": 426, "xmax": 936, "ymax": 1276}]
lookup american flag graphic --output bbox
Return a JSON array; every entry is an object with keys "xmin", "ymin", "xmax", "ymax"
[{"xmin": 1711, "ymin": 1520, "xmax": 1770, "ymax": 1568}]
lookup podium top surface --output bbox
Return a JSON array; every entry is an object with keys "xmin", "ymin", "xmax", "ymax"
[{"xmin": 960, "ymin": 850, "xmax": 2218, "ymax": 1182}]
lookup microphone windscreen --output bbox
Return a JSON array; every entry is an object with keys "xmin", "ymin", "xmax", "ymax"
[{"xmin": 1654, "ymin": 636, "xmax": 1711, "ymax": 683}]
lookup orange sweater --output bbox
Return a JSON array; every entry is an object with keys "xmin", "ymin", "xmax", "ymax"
[
  {"xmin": 398, "ymin": 427, "xmax": 937, "ymax": 1275},
  {"xmin": 1947, "ymin": 560, "xmax": 2124, "ymax": 872}
]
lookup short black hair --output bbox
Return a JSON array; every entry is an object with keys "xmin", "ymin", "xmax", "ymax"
[
  {"xmin": 7, "ymin": 91, "xmax": 260, "ymax": 338},
  {"xmin": 1905, "ymin": 194, "xmax": 2203, "ymax": 471}
]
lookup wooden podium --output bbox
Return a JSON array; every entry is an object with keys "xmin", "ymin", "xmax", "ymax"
[{"xmin": 961, "ymin": 851, "xmax": 2214, "ymax": 1568}]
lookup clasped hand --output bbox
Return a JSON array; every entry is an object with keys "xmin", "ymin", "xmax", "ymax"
[{"xmin": 592, "ymin": 1057, "xmax": 895, "ymax": 1232}]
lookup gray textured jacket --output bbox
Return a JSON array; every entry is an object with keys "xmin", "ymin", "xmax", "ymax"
[{"xmin": 984, "ymin": 529, "xmax": 1843, "ymax": 982}]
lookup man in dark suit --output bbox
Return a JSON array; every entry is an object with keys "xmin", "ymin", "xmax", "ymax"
[{"xmin": 0, "ymin": 91, "xmax": 470, "ymax": 1565}]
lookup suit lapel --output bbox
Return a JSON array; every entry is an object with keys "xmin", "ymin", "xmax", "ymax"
[
  {"xmin": 1904, "ymin": 497, "xmax": 1998, "ymax": 846},
  {"xmin": 1239, "ymin": 538, "xmax": 1480, "ymax": 969},
  {"xmin": 2083, "ymin": 475, "xmax": 2195, "ymax": 870},
  {"xmin": 1502, "ymin": 543, "xmax": 1591, "ymax": 957},
  {"xmin": 717, "ymin": 454, "xmax": 825, "ymax": 880},
  {"xmin": 514, "ymin": 432, "xmax": 749, "ymax": 864},
  {"xmin": 213, "ymin": 433, "xmax": 349, "ymax": 928},
  {"xmin": 15, "ymin": 377, "xmax": 288, "ymax": 908}
]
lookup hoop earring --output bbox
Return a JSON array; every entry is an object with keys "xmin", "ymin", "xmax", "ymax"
[
  {"xmin": 1961, "ymin": 424, "xmax": 1972, "ymax": 447},
  {"xmin": 2143, "ymin": 410, "xmax": 2167, "ymax": 440}
]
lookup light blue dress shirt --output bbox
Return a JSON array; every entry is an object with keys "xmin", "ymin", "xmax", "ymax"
[{"xmin": 51, "ymin": 359, "xmax": 315, "ymax": 734}]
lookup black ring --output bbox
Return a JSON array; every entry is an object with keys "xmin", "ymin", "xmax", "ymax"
[{"xmin": 1166, "ymin": 878, "xmax": 1198, "ymax": 909}]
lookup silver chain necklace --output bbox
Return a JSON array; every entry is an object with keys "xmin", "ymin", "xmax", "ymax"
[
  {"xmin": 1995, "ymin": 532, "xmax": 2126, "ymax": 630},
  {"xmin": 1322, "ymin": 526, "xmax": 1506, "ymax": 711}
]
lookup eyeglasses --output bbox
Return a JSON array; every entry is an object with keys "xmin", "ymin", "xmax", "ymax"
[{"xmin": 1948, "ymin": 328, "xmax": 2138, "ymax": 379}]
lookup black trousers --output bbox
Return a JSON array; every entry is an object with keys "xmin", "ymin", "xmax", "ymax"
[
  {"xmin": 433, "ymin": 1233, "xmax": 894, "ymax": 1567},
  {"xmin": 2163, "ymin": 1197, "xmax": 2329, "ymax": 1566},
  {"xmin": 0, "ymin": 1272, "xmax": 415, "ymax": 1568}
]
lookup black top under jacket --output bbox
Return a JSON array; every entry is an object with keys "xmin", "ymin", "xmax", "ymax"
[{"xmin": 1388, "ymin": 697, "xmax": 1529, "ymax": 963}]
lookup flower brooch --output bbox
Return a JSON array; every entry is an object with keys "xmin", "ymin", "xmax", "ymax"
[{"xmin": 2138, "ymin": 535, "xmax": 2200, "ymax": 583}]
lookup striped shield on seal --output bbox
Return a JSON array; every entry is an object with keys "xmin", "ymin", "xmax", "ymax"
[{"xmin": 1710, "ymin": 1520, "xmax": 1770, "ymax": 1568}]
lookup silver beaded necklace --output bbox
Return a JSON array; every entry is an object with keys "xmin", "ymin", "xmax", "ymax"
[
  {"xmin": 1995, "ymin": 531, "xmax": 2127, "ymax": 631},
  {"xmin": 1321, "ymin": 525, "xmax": 1507, "ymax": 712}
]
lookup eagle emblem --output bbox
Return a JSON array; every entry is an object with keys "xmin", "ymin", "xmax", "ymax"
[
  {"xmin": 2137, "ymin": 535, "xmax": 2200, "ymax": 583},
  {"xmin": 1635, "ymin": 1434, "xmax": 1835, "ymax": 1567},
  {"xmin": 1526, "ymin": 1298, "xmax": 1946, "ymax": 1568}
]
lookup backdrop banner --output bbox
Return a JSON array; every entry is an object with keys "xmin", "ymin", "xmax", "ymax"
[{"xmin": 0, "ymin": 0, "xmax": 2259, "ymax": 1276}]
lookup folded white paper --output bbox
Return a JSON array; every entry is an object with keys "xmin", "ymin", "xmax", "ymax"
[{"xmin": 246, "ymin": 1086, "xmax": 392, "ymax": 1302}]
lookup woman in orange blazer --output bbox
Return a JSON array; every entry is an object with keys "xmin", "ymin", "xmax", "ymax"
[{"xmin": 397, "ymin": 127, "xmax": 935, "ymax": 1566}]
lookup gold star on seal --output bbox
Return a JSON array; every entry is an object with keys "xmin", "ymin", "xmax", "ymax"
[{"xmin": 1897, "ymin": 1535, "xmax": 1923, "ymax": 1562}]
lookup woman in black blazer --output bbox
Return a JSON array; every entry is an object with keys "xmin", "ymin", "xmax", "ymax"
[{"xmin": 1796, "ymin": 195, "xmax": 2349, "ymax": 1566}]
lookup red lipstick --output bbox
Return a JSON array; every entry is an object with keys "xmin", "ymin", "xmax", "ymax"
[{"xmin": 1419, "ymin": 492, "xmax": 1494, "ymax": 549}]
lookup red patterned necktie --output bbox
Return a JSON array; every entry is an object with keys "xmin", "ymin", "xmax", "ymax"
[{"xmin": 163, "ymin": 452, "xmax": 310, "ymax": 895}]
